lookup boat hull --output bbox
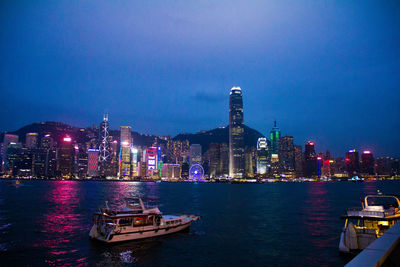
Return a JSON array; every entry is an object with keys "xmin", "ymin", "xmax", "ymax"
[{"xmin": 90, "ymin": 220, "xmax": 196, "ymax": 243}]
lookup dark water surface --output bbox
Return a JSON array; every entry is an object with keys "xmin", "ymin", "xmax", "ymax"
[{"xmin": 1, "ymin": 180, "xmax": 399, "ymax": 266}]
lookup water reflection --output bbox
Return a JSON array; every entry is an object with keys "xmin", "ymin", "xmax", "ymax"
[
  {"xmin": 34, "ymin": 181, "xmax": 87, "ymax": 266},
  {"xmin": 301, "ymin": 182, "xmax": 335, "ymax": 265}
]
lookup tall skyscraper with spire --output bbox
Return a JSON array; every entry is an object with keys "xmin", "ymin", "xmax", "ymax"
[
  {"xmin": 270, "ymin": 120, "xmax": 281, "ymax": 155},
  {"xmin": 229, "ymin": 86, "xmax": 244, "ymax": 178},
  {"xmin": 98, "ymin": 114, "xmax": 111, "ymax": 176}
]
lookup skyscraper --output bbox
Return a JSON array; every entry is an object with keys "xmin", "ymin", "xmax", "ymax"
[
  {"xmin": 189, "ymin": 144, "xmax": 202, "ymax": 167},
  {"xmin": 346, "ymin": 149, "xmax": 359, "ymax": 176},
  {"xmin": 229, "ymin": 86, "xmax": 244, "ymax": 178},
  {"xmin": 256, "ymin": 137, "xmax": 268, "ymax": 175},
  {"xmin": 304, "ymin": 141, "xmax": 317, "ymax": 177},
  {"xmin": 119, "ymin": 126, "xmax": 132, "ymax": 178},
  {"xmin": 98, "ymin": 114, "xmax": 111, "ymax": 176},
  {"xmin": 87, "ymin": 149, "xmax": 99, "ymax": 177},
  {"xmin": 278, "ymin": 136, "xmax": 295, "ymax": 171},
  {"xmin": 294, "ymin": 145, "xmax": 303, "ymax": 176},
  {"xmin": 59, "ymin": 136, "xmax": 73, "ymax": 178},
  {"xmin": 360, "ymin": 150, "xmax": 374, "ymax": 175},
  {"xmin": 270, "ymin": 121, "xmax": 280, "ymax": 155},
  {"xmin": 25, "ymin": 133, "xmax": 38, "ymax": 148}
]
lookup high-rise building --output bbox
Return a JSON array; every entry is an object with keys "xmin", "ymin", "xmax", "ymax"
[
  {"xmin": 98, "ymin": 114, "xmax": 111, "ymax": 176},
  {"xmin": 256, "ymin": 138, "xmax": 268, "ymax": 175},
  {"xmin": 244, "ymin": 146, "xmax": 256, "ymax": 177},
  {"xmin": 294, "ymin": 145, "xmax": 303, "ymax": 176},
  {"xmin": 189, "ymin": 144, "xmax": 202, "ymax": 167},
  {"xmin": 119, "ymin": 126, "xmax": 132, "ymax": 178},
  {"xmin": 25, "ymin": 133, "xmax": 38, "ymax": 148},
  {"xmin": 208, "ymin": 143, "xmax": 229, "ymax": 178},
  {"xmin": 346, "ymin": 149, "xmax": 359, "ymax": 176},
  {"xmin": 2, "ymin": 134, "xmax": 19, "ymax": 171},
  {"xmin": 40, "ymin": 134, "xmax": 55, "ymax": 149},
  {"xmin": 59, "ymin": 136, "xmax": 74, "ymax": 178},
  {"xmin": 87, "ymin": 149, "xmax": 99, "ymax": 177},
  {"xmin": 270, "ymin": 121, "xmax": 281, "ymax": 155},
  {"xmin": 229, "ymin": 86, "xmax": 244, "ymax": 178},
  {"xmin": 278, "ymin": 136, "xmax": 295, "ymax": 172},
  {"xmin": 146, "ymin": 147, "xmax": 158, "ymax": 177},
  {"xmin": 161, "ymin": 163, "xmax": 181, "ymax": 179},
  {"xmin": 317, "ymin": 156, "xmax": 322, "ymax": 178},
  {"xmin": 360, "ymin": 150, "xmax": 374, "ymax": 175},
  {"xmin": 304, "ymin": 141, "xmax": 317, "ymax": 177}
]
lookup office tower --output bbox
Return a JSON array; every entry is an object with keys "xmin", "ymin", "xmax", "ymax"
[
  {"xmin": 59, "ymin": 137, "xmax": 74, "ymax": 178},
  {"xmin": 294, "ymin": 145, "xmax": 303, "ymax": 176},
  {"xmin": 40, "ymin": 134, "xmax": 55, "ymax": 149},
  {"xmin": 278, "ymin": 136, "xmax": 295, "ymax": 171},
  {"xmin": 256, "ymin": 138, "xmax": 268, "ymax": 175},
  {"xmin": 229, "ymin": 86, "xmax": 244, "ymax": 178},
  {"xmin": 98, "ymin": 114, "xmax": 111, "ymax": 175},
  {"xmin": 161, "ymin": 163, "xmax": 181, "ymax": 179},
  {"xmin": 345, "ymin": 149, "xmax": 359, "ymax": 176},
  {"xmin": 244, "ymin": 147, "xmax": 256, "ymax": 177},
  {"xmin": 360, "ymin": 150, "xmax": 374, "ymax": 175},
  {"xmin": 131, "ymin": 146, "xmax": 139, "ymax": 177},
  {"xmin": 189, "ymin": 144, "xmax": 202, "ymax": 167},
  {"xmin": 322, "ymin": 159, "xmax": 333, "ymax": 177},
  {"xmin": 25, "ymin": 133, "xmax": 38, "ymax": 148},
  {"xmin": 208, "ymin": 143, "xmax": 229, "ymax": 178},
  {"xmin": 317, "ymin": 156, "xmax": 322, "ymax": 178},
  {"xmin": 2, "ymin": 134, "xmax": 19, "ymax": 171},
  {"xmin": 76, "ymin": 145, "xmax": 88, "ymax": 178},
  {"xmin": 87, "ymin": 149, "xmax": 99, "ymax": 177},
  {"xmin": 146, "ymin": 147, "xmax": 158, "ymax": 177},
  {"xmin": 119, "ymin": 126, "xmax": 132, "ymax": 178},
  {"xmin": 270, "ymin": 121, "xmax": 281, "ymax": 155},
  {"xmin": 304, "ymin": 141, "xmax": 317, "ymax": 177}
]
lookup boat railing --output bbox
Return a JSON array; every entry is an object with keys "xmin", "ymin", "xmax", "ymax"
[{"xmin": 346, "ymin": 207, "xmax": 395, "ymax": 218}]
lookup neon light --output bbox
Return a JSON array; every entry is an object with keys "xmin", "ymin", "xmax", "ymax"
[
  {"xmin": 317, "ymin": 157, "xmax": 322, "ymax": 160},
  {"xmin": 363, "ymin": 150, "xmax": 371, "ymax": 154},
  {"xmin": 63, "ymin": 137, "xmax": 72, "ymax": 142},
  {"xmin": 349, "ymin": 149, "xmax": 356, "ymax": 153}
]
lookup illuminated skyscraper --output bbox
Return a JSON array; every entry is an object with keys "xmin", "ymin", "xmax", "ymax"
[
  {"xmin": 294, "ymin": 145, "xmax": 303, "ymax": 176},
  {"xmin": 229, "ymin": 86, "xmax": 244, "ymax": 178},
  {"xmin": 1, "ymin": 134, "xmax": 19, "ymax": 171},
  {"xmin": 278, "ymin": 136, "xmax": 295, "ymax": 171},
  {"xmin": 98, "ymin": 114, "xmax": 111, "ymax": 176},
  {"xmin": 59, "ymin": 136, "xmax": 74, "ymax": 178},
  {"xmin": 189, "ymin": 144, "xmax": 202, "ymax": 167},
  {"xmin": 360, "ymin": 150, "xmax": 374, "ymax": 175},
  {"xmin": 25, "ymin": 133, "xmax": 38, "ymax": 148},
  {"xmin": 256, "ymin": 137, "xmax": 268, "ymax": 175},
  {"xmin": 119, "ymin": 126, "xmax": 132, "ymax": 178},
  {"xmin": 346, "ymin": 149, "xmax": 359, "ymax": 176},
  {"xmin": 87, "ymin": 149, "xmax": 99, "ymax": 177},
  {"xmin": 304, "ymin": 141, "xmax": 317, "ymax": 177},
  {"xmin": 270, "ymin": 121, "xmax": 280, "ymax": 155}
]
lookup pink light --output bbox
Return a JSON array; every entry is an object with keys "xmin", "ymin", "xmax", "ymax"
[
  {"xmin": 63, "ymin": 137, "xmax": 72, "ymax": 142},
  {"xmin": 317, "ymin": 157, "xmax": 322, "ymax": 160},
  {"xmin": 363, "ymin": 150, "xmax": 371, "ymax": 154}
]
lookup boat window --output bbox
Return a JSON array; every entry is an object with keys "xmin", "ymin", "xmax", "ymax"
[
  {"xmin": 119, "ymin": 218, "xmax": 133, "ymax": 226},
  {"xmin": 367, "ymin": 197, "xmax": 399, "ymax": 209}
]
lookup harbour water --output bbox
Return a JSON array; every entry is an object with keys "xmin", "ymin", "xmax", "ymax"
[{"xmin": 0, "ymin": 180, "xmax": 399, "ymax": 266}]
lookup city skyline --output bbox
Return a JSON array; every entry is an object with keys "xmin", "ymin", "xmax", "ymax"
[{"xmin": 1, "ymin": 1, "xmax": 399, "ymax": 158}]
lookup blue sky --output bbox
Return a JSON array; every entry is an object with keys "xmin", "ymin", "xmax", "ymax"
[{"xmin": 1, "ymin": 0, "xmax": 399, "ymax": 157}]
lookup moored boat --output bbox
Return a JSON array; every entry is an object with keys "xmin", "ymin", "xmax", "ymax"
[
  {"xmin": 89, "ymin": 198, "xmax": 200, "ymax": 243},
  {"xmin": 339, "ymin": 192, "xmax": 400, "ymax": 253}
]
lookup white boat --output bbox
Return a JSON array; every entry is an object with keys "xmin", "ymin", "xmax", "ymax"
[
  {"xmin": 89, "ymin": 198, "xmax": 200, "ymax": 243},
  {"xmin": 339, "ymin": 192, "xmax": 400, "ymax": 253}
]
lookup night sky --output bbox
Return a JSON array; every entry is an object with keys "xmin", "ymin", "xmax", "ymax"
[{"xmin": 1, "ymin": 1, "xmax": 399, "ymax": 157}]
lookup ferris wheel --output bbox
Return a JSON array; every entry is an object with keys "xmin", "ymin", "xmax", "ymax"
[{"xmin": 189, "ymin": 164, "xmax": 204, "ymax": 181}]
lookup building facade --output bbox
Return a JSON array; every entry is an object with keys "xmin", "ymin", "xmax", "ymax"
[{"xmin": 229, "ymin": 86, "xmax": 244, "ymax": 178}]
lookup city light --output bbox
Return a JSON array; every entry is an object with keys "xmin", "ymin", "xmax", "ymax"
[
  {"xmin": 63, "ymin": 137, "xmax": 72, "ymax": 142},
  {"xmin": 363, "ymin": 150, "xmax": 371, "ymax": 154}
]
